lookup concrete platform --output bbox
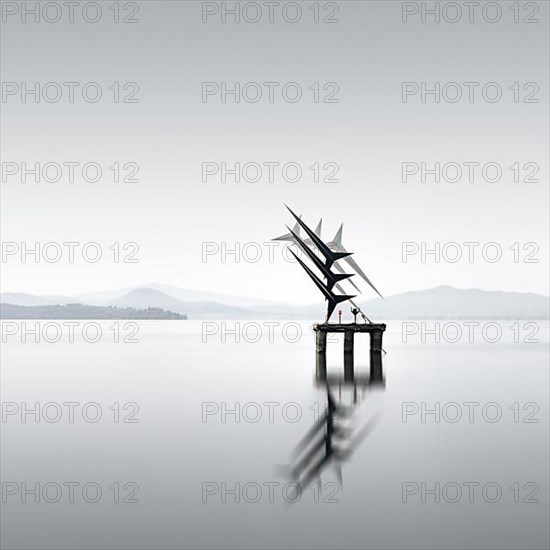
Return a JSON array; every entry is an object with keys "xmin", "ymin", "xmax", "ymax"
[{"xmin": 312, "ymin": 322, "xmax": 386, "ymax": 384}]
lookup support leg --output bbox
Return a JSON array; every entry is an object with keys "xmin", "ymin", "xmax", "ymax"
[
  {"xmin": 316, "ymin": 331, "xmax": 327, "ymax": 381},
  {"xmin": 370, "ymin": 329, "xmax": 384, "ymax": 383},
  {"xmin": 344, "ymin": 330, "xmax": 354, "ymax": 382}
]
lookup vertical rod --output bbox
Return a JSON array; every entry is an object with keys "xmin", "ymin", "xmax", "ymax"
[
  {"xmin": 370, "ymin": 329, "xmax": 384, "ymax": 383},
  {"xmin": 316, "ymin": 330, "xmax": 327, "ymax": 381},
  {"xmin": 344, "ymin": 330, "xmax": 354, "ymax": 381}
]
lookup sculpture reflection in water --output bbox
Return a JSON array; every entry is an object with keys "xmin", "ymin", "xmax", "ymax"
[{"xmin": 280, "ymin": 375, "xmax": 383, "ymax": 496}]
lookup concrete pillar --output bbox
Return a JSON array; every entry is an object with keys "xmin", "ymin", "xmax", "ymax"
[
  {"xmin": 344, "ymin": 330, "xmax": 354, "ymax": 381},
  {"xmin": 370, "ymin": 329, "xmax": 384, "ymax": 383},
  {"xmin": 315, "ymin": 330, "xmax": 327, "ymax": 381}
]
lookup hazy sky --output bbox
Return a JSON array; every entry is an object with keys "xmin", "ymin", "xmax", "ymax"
[{"xmin": 1, "ymin": 0, "xmax": 548, "ymax": 304}]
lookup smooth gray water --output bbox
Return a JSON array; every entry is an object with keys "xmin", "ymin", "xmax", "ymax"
[{"xmin": 1, "ymin": 320, "xmax": 549, "ymax": 549}]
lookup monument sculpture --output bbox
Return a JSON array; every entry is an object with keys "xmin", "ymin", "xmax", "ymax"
[{"xmin": 275, "ymin": 206, "xmax": 387, "ymax": 384}]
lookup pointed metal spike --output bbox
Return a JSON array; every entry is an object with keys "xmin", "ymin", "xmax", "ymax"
[
  {"xmin": 333, "ymin": 262, "xmax": 362, "ymax": 293},
  {"xmin": 333, "ymin": 223, "xmax": 343, "ymax": 247},
  {"xmin": 315, "ymin": 219, "xmax": 323, "ymax": 237},
  {"xmin": 343, "ymin": 256, "xmax": 384, "ymax": 298}
]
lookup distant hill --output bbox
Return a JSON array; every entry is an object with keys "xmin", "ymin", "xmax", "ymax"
[
  {"xmin": 144, "ymin": 283, "xmax": 284, "ymax": 308},
  {"xmin": 2, "ymin": 286, "xmax": 548, "ymax": 320},
  {"xmin": 75, "ymin": 283, "xmax": 282, "ymax": 308},
  {"xmin": 358, "ymin": 286, "xmax": 549, "ymax": 320},
  {"xmin": 0, "ymin": 303, "xmax": 186, "ymax": 320},
  {"xmin": 108, "ymin": 288, "xmax": 252, "ymax": 319}
]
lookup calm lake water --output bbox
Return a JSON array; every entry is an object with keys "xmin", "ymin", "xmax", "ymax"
[{"xmin": 1, "ymin": 320, "xmax": 549, "ymax": 549}]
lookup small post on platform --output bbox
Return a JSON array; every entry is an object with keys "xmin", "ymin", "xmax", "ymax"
[
  {"xmin": 370, "ymin": 328, "xmax": 384, "ymax": 383},
  {"xmin": 343, "ymin": 330, "xmax": 354, "ymax": 381},
  {"xmin": 316, "ymin": 329, "xmax": 327, "ymax": 381}
]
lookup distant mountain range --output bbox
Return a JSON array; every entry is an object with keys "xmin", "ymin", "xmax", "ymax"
[
  {"xmin": 1, "ymin": 285, "xmax": 548, "ymax": 320},
  {"xmin": 77, "ymin": 283, "xmax": 280, "ymax": 309}
]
